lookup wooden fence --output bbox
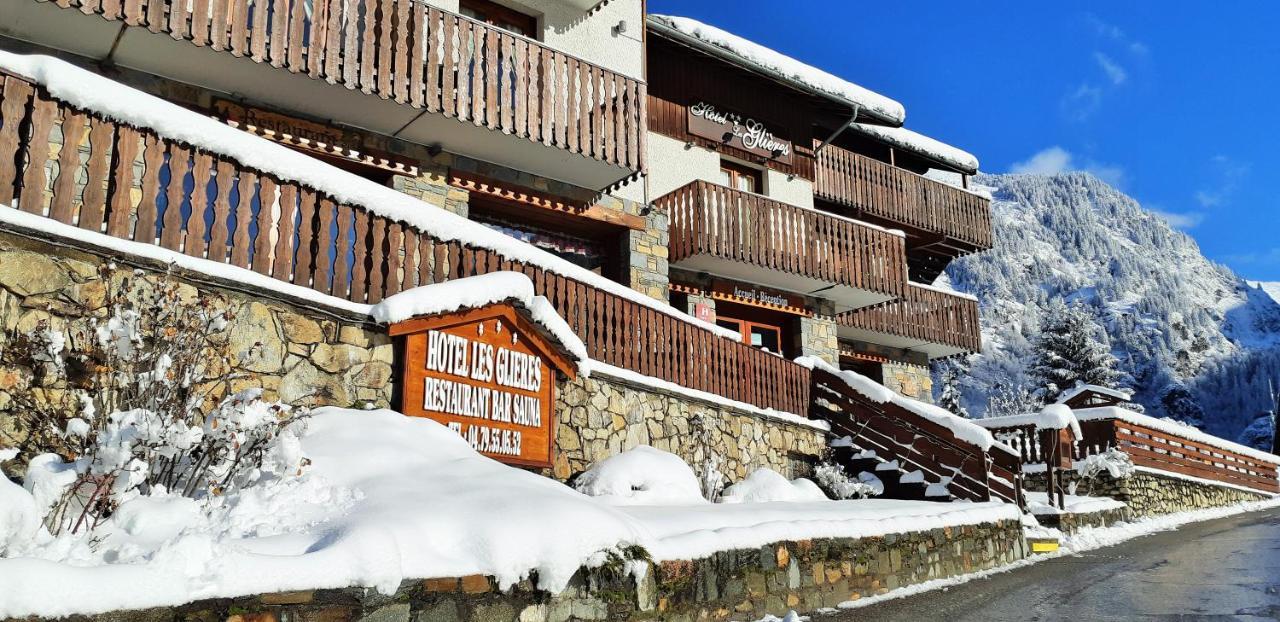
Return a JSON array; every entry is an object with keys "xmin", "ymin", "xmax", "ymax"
[
  {"xmin": 1074, "ymin": 415, "xmax": 1280, "ymax": 494},
  {"xmin": 36, "ymin": 0, "xmax": 645, "ymax": 174},
  {"xmin": 814, "ymin": 143, "xmax": 991, "ymax": 249},
  {"xmin": 810, "ymin": 366, "xmax": 1023, "ymax": 506},
  {"xmin": 0, "ymin": 70, "xmax": 811, "ymax": 415},
  {"xmin": 837, "ymin": 283, "xmax": 982, "ymax": 354},
  {"xmin": 658, "ymin": 179, "xmax": 907, "ymax": 298}
]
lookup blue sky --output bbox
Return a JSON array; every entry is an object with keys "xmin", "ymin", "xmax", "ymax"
[{"xmin": 647, "ymin": 1, "xmax": 1280, "ymax": 280}]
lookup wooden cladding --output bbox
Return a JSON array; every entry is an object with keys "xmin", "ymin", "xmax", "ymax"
[
  {"xmin": 0, "ymin": 71, "xmax": 809, "ymax": 416},
  {"xmin": 814, "ymin": 143, "xmax": 992, "ymax": 250},
  {"xmin": 837, "ymin": 284, "xmax": 982, "ymax": 354},
  {"xmin": 38, "ymin": 0, "xmax": 645, "ymax": 174},
  {"xmin": 657, "ymin": 180, "xmax": 907, "ymax": 298},
  {"xmin": 811, "ymin": 366, "xmax": 1022, "ymax": 506},
  {"xmin": 1073, "ymin": 418, "xmax": 1280, "ymax": 495}
]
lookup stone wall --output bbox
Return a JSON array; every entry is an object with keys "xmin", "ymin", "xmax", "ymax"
[
  {"xmin": 1031, "ymin": 506, "xmax": 1130, "ymax": 534},
  {"xmin": 552, "ymin": 370, "xmax": 827, "ymax": 483},
  {"xmin": 0, "ymin": 228, "xmax": 393, "ymax": 447},
  {"xmin": 880, "ymin": 360, "xmax": 934, "ymax": 405},
  {"xmin": 1026, "ymin": 469, "xmax": 1270, "ymax": 518},
  {"xmin": 30, "ymin": 520, "xmax": 1026, "ymax": 622}
]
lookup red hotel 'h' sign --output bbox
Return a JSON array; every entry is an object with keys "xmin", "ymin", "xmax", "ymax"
[{"xmin": 390, "ymin": 304, "xmax": 576, "ymax": 469}]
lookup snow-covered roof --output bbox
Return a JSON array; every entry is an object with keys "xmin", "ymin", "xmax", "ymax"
[
  {"xmin": 0, "ymin": 51, "xmax": 739, "ymax": 342},
  {"xmin": 647, "ymin": 15, "xmax": 906, "ymax": 125},
  {"xmin": 1055, "ymin": 384, "xmax": 1132, "ymax": 405},
  {"xmin": 847, "ymin": 123, "xmax": 980, "ymax": 174},
  {"xmin": 975, "ymin": 404, "xmax": 1082, "ymax": 441},
  {"xmin": 369, "ymin": 272, "xmax": 588, "ymax": 365},
  {"xmin": 1074, "ymin": 406, "xmax": 1280, "ymax": 466}
]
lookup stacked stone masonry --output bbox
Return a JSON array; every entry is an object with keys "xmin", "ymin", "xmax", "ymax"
[
  {"xmin": 1025, "ymin": 470, "xmax": 1270, "ymax": 518},
  {"xmin": 18, "ymin": 520, "xmax": 1025, "ymax": 622},
  {"xmin": 552, "ymin": 371, "xmax": 828, "ymax": 483},
  {"xmin": 0, "ymin": 229, "xmax": 394, "ymax": 449}
]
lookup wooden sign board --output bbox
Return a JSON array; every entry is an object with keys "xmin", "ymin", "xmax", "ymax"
[
  {"xmin": 687, "ymin": 101, "xmax": 793, "ymax": 165},
  {"xmin": 710, "ymin": 280, "xmax": 809, "ymax": 316},
  {"xmin": 390, "ymin": 304, "xmax": 576, "ymax": 469}
]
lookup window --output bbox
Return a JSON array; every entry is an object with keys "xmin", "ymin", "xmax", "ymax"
[
  {"xmin": 715, "ymin": 300, "xmax": 791, "ymax": 356},
  {"xmin": 718, "ymin": 159, "xmax": 763, "ymax": 194},
  {"xmin": 460, "ymin": 0, "xmax": 537, "ymax": 37}
]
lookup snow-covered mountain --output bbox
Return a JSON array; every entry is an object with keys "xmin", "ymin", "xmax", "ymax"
[
  {"xmin": 1249, "ymin": 281, "xmax": 1280, "ymax": 306},
  {"xmin": 941, "ymin": 172, "xmax": 1280, "ymax": 444}
]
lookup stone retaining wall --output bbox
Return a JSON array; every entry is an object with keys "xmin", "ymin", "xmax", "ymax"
[
  {"xmin": 551, "ymin": 370, "xmax": 828, "ymax": 484},
  {"xmin": 1025, "ymin": 469, "xmax": 1270, "ymax": 518},
  {"xmin": 0, "ymin": 228, "xmax": 393, "ymax": 450},
  {"xmin": 1031, "ymin": 506, "xmax": 1130, "ymax": 533},
  {"xmin": 23, "ymin": 519, "xmax": 1025, "ymax": 622}
]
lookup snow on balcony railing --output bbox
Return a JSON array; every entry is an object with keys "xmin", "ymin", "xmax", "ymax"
[{"xmin": 0, "ymin": 52, "xmax": 814, "ymax": 416}]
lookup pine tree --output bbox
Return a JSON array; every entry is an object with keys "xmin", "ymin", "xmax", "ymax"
[
  {"xmin": 1031, "ymin": 300, "xmax": 1124, "ymax": 402},
  {"xmin": 1160, "ymin": 383, "xmax": 1205, "ymax": 428},
  {"xmin": 936, "ymin": 358, "xmax": 970, "ymax": 418}
]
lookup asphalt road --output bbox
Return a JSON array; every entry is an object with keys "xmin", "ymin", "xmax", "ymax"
[{"xmin": 826, "ymin": 505, "xmax": 1280, "ymax": 622}]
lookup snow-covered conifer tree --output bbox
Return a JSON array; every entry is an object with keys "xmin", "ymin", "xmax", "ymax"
[
  {"xmin": 935, "ymin": 358, "xmax": 970, "ymax": 418},
  {"xmin": 1030, "ymin": 300, "xmax": 1123, "ymax": 402}
]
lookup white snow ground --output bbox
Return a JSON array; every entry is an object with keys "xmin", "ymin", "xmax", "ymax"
[{"xmin": 0, "ymin": 410, "xmax": 1017, "ymax": 619}]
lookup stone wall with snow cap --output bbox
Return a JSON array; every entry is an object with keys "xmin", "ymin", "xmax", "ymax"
[
  {"xmin": 552, "ymin": 368, "xmax": 828, "ymax": 483},
  {"xmin": 0, "ymin": 229, "xmax": 393, "ymax": 446}
]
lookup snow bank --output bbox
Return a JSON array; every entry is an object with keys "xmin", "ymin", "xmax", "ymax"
[
  {"xmin": 718, "ymin": 469, "xmax": 828, "ymax": 504},
  {"xmin": 847, "ymin": 123, "xmax": 979, "ymax": 174},
  {"xmin": 369, "ymin": 272, "xmax": 588, "ymax": 365},
  {"xmin": 1074, "ymin": 406, "xmax": 1280, "ymax": 466},
  {"xmin": 1024, "ymin": 492, "xmax": 1126, "ymax": 516},
  {"xmin": 796, "ymin": 356, "xmax": 997, "ymax": 451},
  {"xmin": 621, "ymin": 500, "xmax": 1020, "ymax": 562},
  {"xmin": 0, "ymin": 409, "xmax": 649, "ymax": 618},
  {"xmin": 0, "ymin": 450, "xmax": 38, "ymax": 556},
  {"xmin": 574, "ymin": 446, "xmax": 707, "ymax": 506},
  {"xmin": 976, "ymin": 404, "xmax": 1082, "ymax": 440},
  {"xmin": 0, "ymin": 51, "xmax": 738, "ymax": 342},
  {"xmin": 646, "ymin": 15, "xmax": 905, "ymax": 124}
]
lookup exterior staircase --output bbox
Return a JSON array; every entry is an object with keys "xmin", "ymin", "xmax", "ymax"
[{"xmin": 809, "ymin": 365, "xmax": 1024, "ymax": 506}]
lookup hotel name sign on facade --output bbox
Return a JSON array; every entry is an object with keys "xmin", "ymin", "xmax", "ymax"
[
  {"xmin": 688, "ymin": 101, "xmax": 793, "ymax": 165},
  {"xmin": 391, "ymin": 304, "xmax": 576, "ymax": 469}
]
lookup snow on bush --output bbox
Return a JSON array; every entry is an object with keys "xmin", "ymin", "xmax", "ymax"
[
  {"xmin": 0, "ymin": 271, "xmax": 308, "ymax": 537},
  {"xmin": 574, "ymin": 446, "xmax": 707, "ymax": 506},
  {"xmin": 719, "ymin": 469, "xmax": 829, "ymax": 504},
  {"xmin": 1076, "ymin": 447, "xmax": 1135, "ymax": 480},
  {"xmin": 813, "ymin": 463, "xmax": 879, "ymax": 500}
]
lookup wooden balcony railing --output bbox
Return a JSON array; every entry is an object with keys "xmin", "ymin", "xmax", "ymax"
[
  {"xmin": 811, "ymin": 366, "xmax": 1022, "ymax": 506},
  {"xmin": 837, "ymin": 283, "xmax": 981, "ymax": 354},
  {"xmin": 0, "ymin": 70, "xmax": 813, "ymax": 415},
  {"xmin": 657, "ymin": 180, "xmax": 907, "ymax": 298},
  {"xmin": 814, "ymin": 143, "xmax": 991, "ymax": 249},
  {"xmin": 1073, "ymin": 413, "xmax": 1280, "ymax": 495},
  {"xmin": 36, "ymin": 0, "xmax": 645, "ymax": 174}
]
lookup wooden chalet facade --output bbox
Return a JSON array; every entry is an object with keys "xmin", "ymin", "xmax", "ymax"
[
  {"xmin": 0, "ymin": 2, "xmax": 1020, "ymax": 505},
  {"xmin": 646, "ymin": 17, "xmax": 990, "ymax": 380}
]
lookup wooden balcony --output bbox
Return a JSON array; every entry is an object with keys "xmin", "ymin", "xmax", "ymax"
[
  {"xmin": 656, "ymin": 180, "xmax": 907, "ymax": 311},
  {"xmin": 836, "ymin": 283, "xmax": 981, "ymax": 357},
  {"xmin": 0, "ymin": 68, "xmax": 814, "ymax": 417},
  {"xmin": 2, "ymin": 0, "xmax": 645, "ymax": 190},
  {"xmin": 814, "ymin": 143, "xmax": 991, "ymax": 279}
]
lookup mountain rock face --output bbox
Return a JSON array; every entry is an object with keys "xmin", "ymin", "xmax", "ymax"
[{"xmin": 942, "ymin": 172, "xmax": 1280, "ymax": 444}]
